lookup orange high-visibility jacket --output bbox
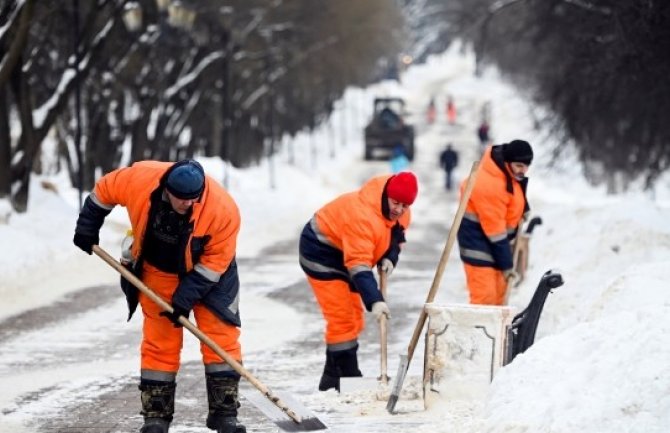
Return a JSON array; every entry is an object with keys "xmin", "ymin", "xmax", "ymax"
[
  {"xmin": 457, "ymin": 146, "xmax": 527, "ymax": 271},
  {"xmin": 91, "ymin": 160, "xmax": 242, "ymax": 325},
  {"xmin": 300, "ymin": 175, "xmax": 411, "ymax": 309}
]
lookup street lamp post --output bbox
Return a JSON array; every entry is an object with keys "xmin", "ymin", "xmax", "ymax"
[
  {"xmin": 122, "ymin": 2, "xmax": 142, "ymax": 32},
  {"xmin": 221, "ymin": 47, "xmax": 232, "ymax": 189},
  {"xmin": 122, "ymin": 0, "xmax": 197, "ymax": 162},
  {"xmin": 221, "ymin": 11, "xmax": 234, "ymax": 189},
  {"xmin": 72, "ymin": 0, "xmax": 83, "ymax": 210},
  {"xmin": 265, "ymin": 53, "xmax": 276, "ymax": 189}
]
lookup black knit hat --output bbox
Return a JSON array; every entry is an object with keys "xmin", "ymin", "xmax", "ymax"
[
  {"xmin": 502, "ymin": 140, "xmax": 533, "ymax": 165},
  {"xmin": 166, "ymin": 160, "xmax": 205, "ymax": 199}
]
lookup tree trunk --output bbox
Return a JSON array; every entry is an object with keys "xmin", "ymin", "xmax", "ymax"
[
  {"xmin": 10, "ymin": 63, "xmax": 37, "ymax": 213},
  {"xmin": 0, "ymin": 0, "xmax": 35, "ymax": 90},
  {"xmin": 0, "ymin": 87, "xmax": 11, "ymax": 197}
]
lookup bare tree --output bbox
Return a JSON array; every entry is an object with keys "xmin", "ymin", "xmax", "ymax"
[
  {"xmin": 0, "ymin": 0, "xmax": 405, "ymax": 212},
  {"xmin": 441, "ymin": 0, "xmax": 670, "ymax": 190}
]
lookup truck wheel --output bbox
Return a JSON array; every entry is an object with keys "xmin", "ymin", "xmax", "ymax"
[
  {"xmin": 406, "ymin": 143, "xmax": 415, "ymax": 161},
  {"xmin": 364, "ymin": 147, "xmax": 373, "ymax": 160}
]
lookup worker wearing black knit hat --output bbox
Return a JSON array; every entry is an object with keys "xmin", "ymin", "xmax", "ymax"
[
  {"xmin": 457, "ymin": 140, "xmax": 532, "ymax": 306},
  {"xmin": 502, "ymin": 139, "xmax": 533, "ymax": 165}
]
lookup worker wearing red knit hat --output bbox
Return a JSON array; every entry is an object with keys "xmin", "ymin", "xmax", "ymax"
[{"xmin": 299, "ymin": 172, "xmax": 418, "ymax": 392}]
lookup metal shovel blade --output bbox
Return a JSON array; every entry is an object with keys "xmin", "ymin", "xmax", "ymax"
[
  {"xmin": 339, "ymin": 376, "xmax": 391, "ymax": 401},
  {"xmin": 386, "ymin": 354, "xmax": 409, "ymax": 414},
  {"xmin": 243, "ymin": 389, "xmax": 328, "ymax": 432}
]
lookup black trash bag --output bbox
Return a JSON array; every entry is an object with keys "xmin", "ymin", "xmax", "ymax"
[{"xmin": 120, "ymin": 261, "xmax": 141, "ymax": 321}]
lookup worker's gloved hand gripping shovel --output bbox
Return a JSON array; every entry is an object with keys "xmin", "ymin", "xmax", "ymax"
[{"xmin": 93, "ymin": 245, "xmax": 327, "ymax": 432}]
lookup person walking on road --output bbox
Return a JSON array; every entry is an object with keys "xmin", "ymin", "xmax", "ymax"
[
  {"xmin": 390, "ymin": 143, "xmax": 410, "ymax": 173},
  {"xmin": 439, "ymin": 144, "xmax": 459, "ymax": 191},
  {"xmin": 457, "ymin": 140, "xmax": 533, "ymax": 305},
  {"xmin": 73, "ymin": 159, "xmax": 246, "ymax": 433},
  {"xmin": 446, "ymin": 96, "xmax": 457, "ymax": 124},
  {"xmin": 299, "ymin": 172, "xmax": 419, "ymax": 392},
  {"xmin": 477, "ymin": 121, "xmax": 490, "ymax": 148},
  {"xmin": 426, "ymin": 97, "xmax": 437, "ymax": 124}
]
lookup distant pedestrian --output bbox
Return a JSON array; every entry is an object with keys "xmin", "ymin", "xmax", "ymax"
[
  {"xmin": 390, "ymin": 143, "xmax": 410, "ymax": 173},
  {"xmin": 477, "ymin": 121, "xmax": 490, "ymax": 147},
  {"xmin": 446, "ymin": 96, "xmax": 457, "ymax": 124},
  {"xmin": 439, "ymin": 144, "xmax": 459, "ymax": 191},
  {"xmin": 426, "ymin": 98, "xmax": 436, "ymax": 124}
]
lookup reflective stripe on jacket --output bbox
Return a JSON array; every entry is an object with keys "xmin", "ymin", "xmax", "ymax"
[{"xmin": 299, "ymin": 175, "xmax": 411, "ymax": 309}]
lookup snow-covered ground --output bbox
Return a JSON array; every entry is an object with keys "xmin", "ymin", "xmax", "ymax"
[{"xmin": 1, "ymin": 42, "xmax": 669, "ymax": 433}]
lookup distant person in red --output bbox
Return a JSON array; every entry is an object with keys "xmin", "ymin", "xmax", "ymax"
[
  {"xmin": 446, "ymin": 96, "xmax": 457, "ymax": 124},
  {"xmin": 427, "ymin": 98, "xmax": 436, "ymax": 124}
]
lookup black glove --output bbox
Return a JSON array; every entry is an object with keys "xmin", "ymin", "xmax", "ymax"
[
  {"xmin": 73, "ymin": 232, "xmax": 99, "ymax": 255},
  {"xmin": 391, "ymin": 222, "xmax": 406, "ymax": 244},
  {"xmin": 73, "ymin": 195, "xmax": 111, "ymax": 254},
  {"xmin": 160, "ymin": 304, "xmax": 190, "ymax": 328},
  {"xmin": 381, "ymin": 222, "xmax": 406, "ymax": 268}
]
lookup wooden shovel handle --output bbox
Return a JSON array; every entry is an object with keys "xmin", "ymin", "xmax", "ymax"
[
  {"xmin": 92, "ymin": 245, "xmax": 303, "ymax": 424},
  {"xmin": 504, "ymin": 220, "xmax": 527, "ymax": 304},
  {"xmin": 379, "ymin": 270, "xmax": 389, "ymax": 384},
  {"xmin": 405, "ymin": 160, "xmax": 480, "ymax": 362}
]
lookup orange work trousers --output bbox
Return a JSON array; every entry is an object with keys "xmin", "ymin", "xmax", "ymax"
[
  {"xmin": 463, "ymin": 263, "xmax": 507, "ymax": 305},
  {"xmin": 139, "ymin": 263, "xmax": 241, "ymax": 373},
  {"xmin": 307, "ymin": 276, "xmax": 365, "ymax": 345}
]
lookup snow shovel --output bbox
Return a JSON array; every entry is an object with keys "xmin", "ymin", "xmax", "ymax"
[
  {"xmin": 504, "ymin": 216, "xmax": 543, "ymax": 304},
  {"xmin": 512, "ymin": 216, "xmax": 543, "ymax": 285},
  {"xmin": 339, "ymin": 270, "xmax": 390, "ymax": 397},
  {"xmin": 386, "ymin": 160, "xmax": 480, "ymax": 414},
  {"xmin": 378, "ymin": 271, "xmax": 389, "ymax": 385},
  {"xmin": 92, "ymin": 245, "xmax": 328, "ymax": 432}
]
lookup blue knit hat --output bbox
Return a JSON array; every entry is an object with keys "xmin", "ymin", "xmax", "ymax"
[{"xmin": 166, "ymin": 160, "xmax": 205, "ymax": 199}]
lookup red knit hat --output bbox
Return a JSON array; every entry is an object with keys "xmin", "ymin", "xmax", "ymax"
[{"xmin": 387, "ymin": 172, "xmax": 418, "ymax": 205}]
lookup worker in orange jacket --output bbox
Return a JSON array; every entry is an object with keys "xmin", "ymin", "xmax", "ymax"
[
  {"xmin": 299, "ymin": 172, "xmax": 418, "ymax": 392},
  {"xmin": 446, "ymin": 96, "xmax": 457, "ymax": 124},
  {"xmin": 457, "ymin": 140, "xmax": 533, "ymax": 305},
  {"xmin": 73, "ymin": 160, "xmax": 245, "ymax": 433}
]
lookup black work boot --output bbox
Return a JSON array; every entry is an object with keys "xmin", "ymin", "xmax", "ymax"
[
  {"xmin": 139, "ymin": 380, "xmax": 176, "ymax": 433},
  {"xmin": 140, "ymin": 418, "xmax": 170, "ymax": 433},
  {"xmin": 205, "ymin": 374, "xmax": 246, "ymax": 433},
  {"xmin": 319, "ymin": 344, "xmax": 363, "ymax": 392},
  {"xmin": 336, "ymin": 344, "xmax": 363, "ymax": 378},
  {"xmin": 318, "ymin": 350, "xmax": 340, "ymax": 392}
]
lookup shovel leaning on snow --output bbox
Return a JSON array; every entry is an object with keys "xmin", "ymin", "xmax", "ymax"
[
  {"xmin": 93, "ymin": 245, "xmax": 328, "ymax": 432},
  {"xmin": 386, "ymin": 160, "xmax": 480, "ymax": 414},
  {"xmin": 503, "ymin": 216, "xmax": 543, "ymax": 305}
]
